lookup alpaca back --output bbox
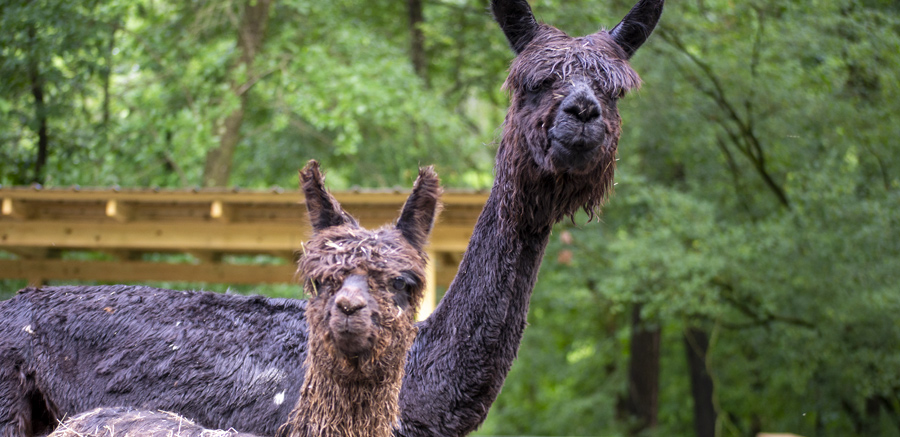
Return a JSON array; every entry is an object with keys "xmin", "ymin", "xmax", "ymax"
[{"xmin": 2, "ymin": 285, "xmax": 308, "ymax": 436}]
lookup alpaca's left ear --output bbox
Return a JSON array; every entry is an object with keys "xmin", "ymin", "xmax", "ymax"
[
  {"xmin": 300, "ymin": 160, "xmax": 358, "ymax": 232},
  {"xmin": 609, "ymin": 0, "xmax": 664, "ymax": 59},
  {"xmin": 492, "ymin": 0, "xmax": 539, "ymax": 55},
  {"xmin": 396, "ymin": 166, "xmax": 442, "ymax": 251}
]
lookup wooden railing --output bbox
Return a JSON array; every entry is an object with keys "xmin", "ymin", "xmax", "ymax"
[{"xmin": 0, "ymin": 186, "xmax": 488, "ymax": 318}]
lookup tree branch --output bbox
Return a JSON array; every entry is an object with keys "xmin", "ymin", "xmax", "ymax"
[
  {"xmin": 658, "ymin": 27, "xmax": 791, "ymax": 210},
  {"xmin": 711, "ymin": 278, "xmax": 815, "ymax": 329},
  {"xmin": 718, "ymin": 291, "xmax": 815, "ymax": 330},
  {"xmin": 235, "ymin": 64, "xmax": 281, "ymax": 96},
  {"xmin": 715, "ymin": 135, "xmax": 754, "ymax": 217}
]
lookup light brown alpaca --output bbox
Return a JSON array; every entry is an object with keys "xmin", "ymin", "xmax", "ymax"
[{"xmin": 47, "ymin": 161, "xmax": 442, "ymax": 437}]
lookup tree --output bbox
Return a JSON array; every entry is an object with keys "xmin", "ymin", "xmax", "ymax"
[
  {"xmin": 202, "ymin": 0, "xmax": 273, "ymax": 188},
  {"xmin": 0, "ymin": 0, "xmax": 126, "ymax": 185}
]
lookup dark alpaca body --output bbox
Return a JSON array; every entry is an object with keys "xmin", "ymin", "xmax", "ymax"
[
  {"xmin": 45, "ymin": 161, "xmax": 439, "ymax": 437},
  {"xmin": 0, "ymin": 1, "xmax": 662, "ymax": 435},
  {"xmin": 1, "ymin": 285, "xmax": 308, "ymax": 437}
]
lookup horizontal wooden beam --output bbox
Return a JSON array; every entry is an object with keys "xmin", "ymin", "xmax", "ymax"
[
  {"xmin": 0, "ymin": 259, "xmax": 299, "ymax": 285},
  {"xmin": 0, "ymin": 187, "xmax": 489, "ymax": 206},
  {"xmin": 0, "ymin": 221, "xmax": 473, "ymax": 252},
  {"xmin": 0, "ymin": 257, "xmax": 460, "ymax": 290}
]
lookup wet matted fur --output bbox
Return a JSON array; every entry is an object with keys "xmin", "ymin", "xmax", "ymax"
[
  {"xmin": 280, "ymin": 161, "xmax": 439, "ymax": 436},
  {"xmin": 0, "ymin": 1, "xmax": 663, "ymax": 435},
  {"xmin": 398, "ymin": 1, "xmax": 663, "ymax": 435}
]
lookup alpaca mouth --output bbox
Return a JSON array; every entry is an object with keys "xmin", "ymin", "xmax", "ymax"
[
  {"xmin": 330, "ymin": 316, "xmax": 376, "ymax": 356},
  {"xmin": 547, "ymin": 132, "xmax": 603, "ymax": 172},
  {"xmin": 547, "ymin": 118, "xmax": 606, "ymax": 173},
  {"xmin": 332, "ymin": 330, "xmax": 375, "ymax": 357}
]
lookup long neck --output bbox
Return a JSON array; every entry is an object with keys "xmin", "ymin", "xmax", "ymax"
[
  {"xmin": 397, "ymin": 158, "xmax": 559, "ymax": 435},
  {"xmin": 283, "ymin": 350, "xmax": 404, "ymax": 437}
]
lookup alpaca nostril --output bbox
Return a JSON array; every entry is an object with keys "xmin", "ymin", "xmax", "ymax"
[
  {"xmin": 336, "ymin": 294, "xmax": 367, "ymax": 316},
  {"xmin": 562, "ymin": 100, "xmax": 601, "ymax": 123},
  {"xmin": 560, "ymin": 82, "xmax": 602, "ymax": 124}
]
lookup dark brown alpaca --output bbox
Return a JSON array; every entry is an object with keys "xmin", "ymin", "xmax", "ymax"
[
  {"xmin": 0, "ymin": 1, "xmax": 661, "ymax": 435},
  {"xmin": 46, "ymin": 161, "xmax": 441, "ymax": 437},
  {"xmin": 397, "ymin": 1, "xmax": 663, "ymax": 434}
]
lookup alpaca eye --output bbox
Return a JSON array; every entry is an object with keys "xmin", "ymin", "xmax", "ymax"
[
  {"xmin": 391, "ymin": 277, "xmax": 409, "ymax": 293},
  {"xmin": 390, "ymin": 276, "xmax": 413, "ymax": 310},
  {"xmin": 526, "ymin": 78, "xmax": 552, "ymax": 94}
]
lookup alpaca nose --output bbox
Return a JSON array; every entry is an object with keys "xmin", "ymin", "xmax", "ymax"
[
  {"xmin": 560, "ymin": 83, "xmax": 601, "ymax": 123},
  {"xmin": 335, "ymin": 275, "xmax": 368, "ymax": 316}
]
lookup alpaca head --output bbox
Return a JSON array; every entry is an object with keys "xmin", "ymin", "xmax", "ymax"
[
  {"xmin": 297, "ymin": 160, "xmax": 441, "ymax": 379},
  {"xmin": 491, "ymin": 0, "xmax": 663, "ymax": 219}
]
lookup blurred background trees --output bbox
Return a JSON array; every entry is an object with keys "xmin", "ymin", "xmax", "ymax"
[{"xmin": 1, "ymin": 0, "xmax": 898, "ymax": 435}]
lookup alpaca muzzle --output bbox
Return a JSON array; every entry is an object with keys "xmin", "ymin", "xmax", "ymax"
[
  {"xmin": 330, "ymin": 274, "xmax": 377, "ymax": 356},
  {"xmin": 547, "ymin": 82, "xmax": 607, "ymax": 173},
  {"xmin": 335, "ymin": 275, "xmax": 369, "ymax": 316}
]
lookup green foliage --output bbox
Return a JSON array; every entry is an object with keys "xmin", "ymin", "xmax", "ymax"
[{"xmin": 0, "ymin": 0, "xmax": 502, "ymax": 189}]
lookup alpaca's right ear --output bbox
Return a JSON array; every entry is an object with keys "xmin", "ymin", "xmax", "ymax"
[
  {"xmin": 396, "ymin": 166, "xmax": 442, "ymax": 252},
  {"xmin": 491, "ymin": 0, "xmax": 539, "ymax": 54},
  {"xmin": 300, "ymin": 160, "xmax": 358, "ymax": 232},
  {"xmin": 609, "ymin": 0, "xmax": 665, "ymax": 59}
]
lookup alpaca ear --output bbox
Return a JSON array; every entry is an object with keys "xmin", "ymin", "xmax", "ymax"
[
  {"xmin": 609, "ymin": 0, "xmax": 664, "ymax": 59},
  {"xmin": 396, "ymin": 166, "xmax": 442, "ymax": 251},
  {"xmin": 491, "ymin": 0, "xmax": 539, "ymax": 54},
  {"xmin": 299, "ymin": 160, "xmax": 358, "ymax": 232}
]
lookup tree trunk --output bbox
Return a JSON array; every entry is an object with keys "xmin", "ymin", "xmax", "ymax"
[
  {"xmin": 408, "ymin": 0, "xmax": 428, "ymax": 86},
  {"xmin": 624, "ymin": 304, "xmax": 661, "ymax": 434},
  {"xmin": 202, "ymin": 0, "xmax": 272, "ymax": 187},
  {"xmin": 861, "ymin": 395, "xmax": 886, "ymax": 435},
  {"xmin": 27, "ymin": 25, "xmax": 48, "ymax": 185},
  {"xmin": 684, "ymin": 327, "xmax": 716, "ymax": 437}
]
